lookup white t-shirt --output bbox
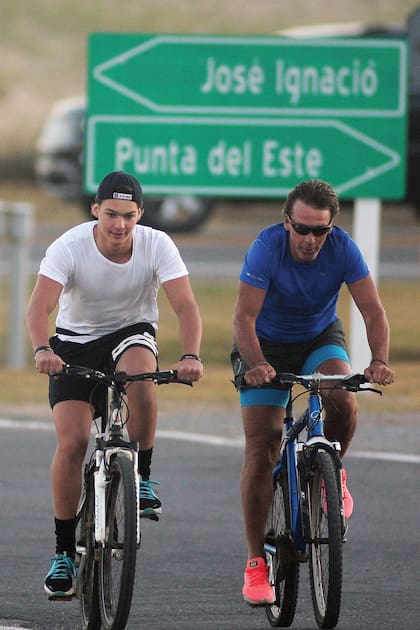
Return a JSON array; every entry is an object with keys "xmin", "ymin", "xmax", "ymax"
[{"xmin": 39, "ymin": 221, "xmax": 188, "ymax": 342}]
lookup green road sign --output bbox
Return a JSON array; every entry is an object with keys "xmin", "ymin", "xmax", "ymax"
[
  {"xmin": 86, "ymin": 33, "xmax": 408, "ymax": 199},
  {"xmin": 86, "ymin": 116, "xmax": 401, "ymax": 197}
]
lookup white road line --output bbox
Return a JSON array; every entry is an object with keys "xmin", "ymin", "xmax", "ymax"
[
  {"xmin": 0, "ymin": 418, "xmax": 56, "ymax": 431},
  {"xmin": 0, "ymin": 417, "xmax": 419, "ymax": 464},
  {"xmin": 157, "ymin": 428, "xmax": 244, "ymax": 448},
  {"xmin": 348, "ymin": 449, "xmax": 420, "ymax": 464}
]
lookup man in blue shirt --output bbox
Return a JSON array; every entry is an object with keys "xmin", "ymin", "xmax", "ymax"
[{"xmin": 232, "ymin": 179, "xmax": 394, "ymax": 606}]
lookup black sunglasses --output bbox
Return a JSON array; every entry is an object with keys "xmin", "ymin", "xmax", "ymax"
[{"xmin": 286, "ymin": 214, "xmax": 332, "ymax": 237}]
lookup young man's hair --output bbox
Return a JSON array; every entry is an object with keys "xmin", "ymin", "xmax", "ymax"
[{"xmin": 283, "ymin": 179, "xmax": 340, "ymax": 220}]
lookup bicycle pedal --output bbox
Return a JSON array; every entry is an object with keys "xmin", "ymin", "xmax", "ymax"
[
  {"xmin": 48, "ymin": 594, "xmax": 75, "ymax": 602},
  {"xmin": 140, "ymin": 512, "xmax": 160, "ymax": 522}
]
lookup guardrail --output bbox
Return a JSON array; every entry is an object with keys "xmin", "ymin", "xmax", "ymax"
[{"xmin": 0, "ymin": 201, "xmax": 35, "ymax": 368}]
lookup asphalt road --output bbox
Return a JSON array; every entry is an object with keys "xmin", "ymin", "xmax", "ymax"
[{"xmin": 0, "ymin": 413, "xmax": 418, "ymax": 630}]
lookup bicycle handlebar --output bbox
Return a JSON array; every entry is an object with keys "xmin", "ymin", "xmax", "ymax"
[
  {"xmin": 51, "ymin": 364, "xmax": 193, "ymax": 387},
  {"xmin": 272, "ymin": 371, "xmax": 381, "ymax": 394},
  {"xmin": 273, "ymin": 371, "xmax": 367, "ymax": 386},
  {"xmin": 238, "ymin": 371, "xmax": 381, "ymax": 395}
]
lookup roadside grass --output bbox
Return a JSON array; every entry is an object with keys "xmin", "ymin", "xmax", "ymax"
[{"xmin": 1, "ymin": 279, "xmax": 419, "ymax": 413}]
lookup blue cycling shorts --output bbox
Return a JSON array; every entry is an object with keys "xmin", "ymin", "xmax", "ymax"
[{"xmin": 239, "ymin": 344, "xmax": 350, "ymax": 408}]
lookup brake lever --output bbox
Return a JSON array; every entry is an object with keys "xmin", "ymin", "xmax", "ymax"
[
  {"xmin": 50, "ymin": 363, "xmax": 71, "ymax": 377},
  {"xmin": 167, "ymin": 370, "xmax": 193, "ymax": 386},
  {"xmin": 360, "ymin": 385, "xmax": 383, "ymax": 396}
]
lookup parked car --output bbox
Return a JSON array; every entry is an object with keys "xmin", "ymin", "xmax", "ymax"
[
  {"xmin": 35, "ymin": 12, "xmax": 420, "ymax": 225},
  {"xmin": 34, "ymin": 96, "xmax": 215, "ymax": 232}
]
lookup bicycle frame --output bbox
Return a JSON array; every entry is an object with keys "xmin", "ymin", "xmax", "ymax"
[
  {"xmin": 71, "ymin": 366, "xmax": 190, "ymax": 543},
  {"xmin": 268, "ymin": 377, "xmax": 344, "ymax": 559}
]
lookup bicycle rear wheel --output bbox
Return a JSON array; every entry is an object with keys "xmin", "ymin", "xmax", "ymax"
[
  {"xmin": 265, "ymin": 469, "xmax": 299, "ymax": 627},
  {"xmin": 76, "ymin": 465, "xmax": 101, "ymax": 630},
  {"xmin": 308, "ymin": 450, "xmax": 342, "ymax": 629},
  {"xmin": 98, "ymin": 453, "xmax": 138, "ymax": 630}
]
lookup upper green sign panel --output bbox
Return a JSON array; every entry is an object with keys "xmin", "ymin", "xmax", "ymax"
[{"xmin": 86, "ymin": 33, "xmax": 408, "ymax": 199}]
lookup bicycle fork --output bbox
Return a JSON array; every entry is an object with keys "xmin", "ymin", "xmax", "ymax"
[
  {"xmin": 93, "ymin": 438, "xmax": 140, "ymax": 546},
  {"xmin": 299, "ymin": 393, "xmax": 347, "ymax": 541},
  {"xmin": 94, "ymin": 446, "xmax": 108, "ymax": 544}
]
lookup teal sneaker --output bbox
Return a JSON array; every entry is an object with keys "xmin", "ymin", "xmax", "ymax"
[
  {"xmin": 140, "ymin": 479, "xmax": 162, "ymax": 517},
  {"xmin": 44, "ymin": 552, "xmax": 76, "ymax": 598}
]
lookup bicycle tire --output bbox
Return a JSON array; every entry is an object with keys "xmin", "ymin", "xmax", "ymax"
[
  {"xmin": 265, "ymin": 469, "xmax": 299, "ymax": 627},
  {"xmin": 308, "ymin": 450, "xmax": 343, "ymax": 629},
  {"xmin": 76, "ymin": 466, "xmax": 101, "ymax": 630},
  {"xmin": 98, "ymin": 452, "xmax": 137, "ymax": 630}
]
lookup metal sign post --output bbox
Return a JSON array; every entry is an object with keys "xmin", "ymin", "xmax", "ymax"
[
  {"xmin": 349, "ymin": 199, "xmax": 381, "ymax": 371},
  {"xmin": 2, "ymin": 202, "xmax": 35, "ymax": 369}
]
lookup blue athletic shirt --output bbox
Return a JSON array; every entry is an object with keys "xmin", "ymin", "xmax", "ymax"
[{"xmin": 240, "ymin": 223, "xmax": 369, "ymax": 343}]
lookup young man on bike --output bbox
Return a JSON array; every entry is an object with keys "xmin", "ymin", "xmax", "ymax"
[
  {"xmin": 231, "ymin": 179, "xmax": 394, "ymax": 606},
  {"xmin": 26, "ymin": 170, "xmax": 204, "ymax": 599}
]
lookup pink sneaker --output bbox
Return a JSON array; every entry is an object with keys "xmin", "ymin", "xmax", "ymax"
[
  {"xmin": 341, "ymin": 468, "xmax": 354, "ymax": 520},
  {"xmin": 242, "ymin": 557, "xmax": 274, "ymax": 606}
]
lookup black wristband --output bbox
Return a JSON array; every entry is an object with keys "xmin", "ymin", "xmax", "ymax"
[
  {"xmin": 180, "ymin": 353, "xmax": 202, "ymax": 362},
  {"xmin": 34, "ymin": 345, "xmax": 53, "ymax": 356}
]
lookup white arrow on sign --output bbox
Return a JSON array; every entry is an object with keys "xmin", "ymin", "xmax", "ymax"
[
  {"xmin": 91, "ymin": 34, "xmax": 406, "ymax": 117},
  {"xmin": 85, "ymin": 115, "xmax": 400, "ymax": 195}
]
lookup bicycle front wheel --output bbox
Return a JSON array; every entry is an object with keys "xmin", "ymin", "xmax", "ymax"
[
  {"xmin": 76, "ymin": 465, "xmax": 101, "ymax": 630},
  {"xmin": 98, "ymin": 453, "xmax": 138, "ymax": 630},
  {"xmin": 308, "ymin": 450, "xmax": 342, "ymax": 629},
  {"xmin": 265, "ymin": 469, "xmax": 299, "ymax": 627}
]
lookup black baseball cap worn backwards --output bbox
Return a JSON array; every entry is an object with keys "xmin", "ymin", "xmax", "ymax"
[{"xmin": 95, "ymin": 171, "xmax": 143, "ymax": 207}]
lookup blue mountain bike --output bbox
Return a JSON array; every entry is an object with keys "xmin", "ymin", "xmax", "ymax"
[{"xmin": 264, "ymin": 372, "xmax": 381, "ymax": 629}]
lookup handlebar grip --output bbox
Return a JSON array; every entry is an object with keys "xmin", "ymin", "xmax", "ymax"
[
  {"xmin": 160, "ymin": 370, "xmax": 193, "ymax": 386},
  {"xmin": 50, "ymin": 363, "xmax": 70, "ymax": 377},
  {"xmin": 341, "ymin": 373, "xmax": 368, "ymax": 390},
  {"xmin": 272, "ymin": 372, "xmax": 298, "ymax": 385},
  {"xmin": 174, "ymin": 379, "xmax": 193, "ymax": 386}
]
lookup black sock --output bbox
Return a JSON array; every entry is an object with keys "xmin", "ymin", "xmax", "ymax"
[
  {"xmin": 139, "ymin": 447, "xmax": 153, "ymax": 480},
  {"xmin": 55, "ymin": 517, "xmax": 77, "ymax": 558}
]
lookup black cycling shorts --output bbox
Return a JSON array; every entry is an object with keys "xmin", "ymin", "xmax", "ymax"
[{"xmin": 48, "ymin": 322, "xmax": 158, "ymax": 414}]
